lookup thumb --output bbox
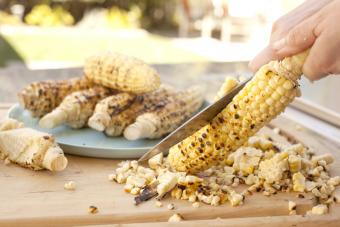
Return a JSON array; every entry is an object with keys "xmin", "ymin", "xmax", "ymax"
[{"xmin": 272, "ymin": 18, "xmax": 317, "ymax": 58}]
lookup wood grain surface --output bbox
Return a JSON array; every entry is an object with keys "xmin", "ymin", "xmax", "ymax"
[{"xmin": 0, "ymin": 107, "xmax": 340, "ymax": 226}]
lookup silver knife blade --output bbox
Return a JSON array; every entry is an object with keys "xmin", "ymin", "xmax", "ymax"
[{"xmin": 138, "ymin": 77, "xmax": 251, "ymax": 162}]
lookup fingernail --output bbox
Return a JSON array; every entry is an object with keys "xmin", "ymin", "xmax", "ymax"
[{"xmin": 272, "ymin": 38, "xmax": 286, "ymax": 50}]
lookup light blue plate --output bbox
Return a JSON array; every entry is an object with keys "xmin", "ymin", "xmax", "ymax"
[{"xmin": 7, "ymin": 102, "xmax": 208, "ymax": 159}]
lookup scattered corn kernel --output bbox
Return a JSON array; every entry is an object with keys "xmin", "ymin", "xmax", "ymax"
[
  {"xmin": 64, "ymin": 181, "xmax": 76, "ymax": 191},
  {"xmin": 167, "ymin": 203, "xmax": 175, "ymax": 210},
  {"xmin": 88, "ymin": 205, "xmax": 98, "ymax": 214},
  {"xmin": 192, "ymin": 202, "xmax": 200, "ymax": 208},
  {"xmin": 168, "ymin": 213, "xmax": 183, "ymax": 222}
]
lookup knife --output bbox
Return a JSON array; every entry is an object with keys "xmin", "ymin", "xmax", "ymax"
[{"xmin": 138, "ymin": 76, "xmax": 252, "ymax": 162}]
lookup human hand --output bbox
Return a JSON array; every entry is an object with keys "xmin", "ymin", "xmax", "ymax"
[{"xmin": 249, "ymin": 0, "xmax": 340, "ymax": 81}]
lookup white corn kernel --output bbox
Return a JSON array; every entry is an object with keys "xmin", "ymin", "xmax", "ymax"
[
  {"xmin": 64, "ymin": 181, "xmax": 76, "ymax": 190},
  {"xmin": 288, "ymin": 201, "xmax": 296, "ymax": 211},
  {"xmin": 167, "ymin": 203, "xmax": 175, "ymax": 210},
  {"xmin": 108, "ymin": 173, "xmax": 117, "ymax": 181},
  {"xmin": 311, "ymin": 204, "xmax": 328, "ymax": 215},
  {"xmin": 148, "ymin": 153, "xmax": 163, "ymax": 170},
  {"xmin": 155, "ymin": 201, "xmax": 163, "ymax": 207},
  {"xmin": 192, "ymin": 202, "xmax": 200, "ymax": 208},
  {"xmin": 168, "ymin": 213, "xmax": 182, "ymax": 222}
]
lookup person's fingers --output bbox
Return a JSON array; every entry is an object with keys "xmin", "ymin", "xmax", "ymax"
[
  {"xmin": 302, "ymin": 33, "xmax": 333, "ymax": 81},
  {"xmin": 248, "ymin": 46, "xmax": 281, "ymax": 72},
  {"xmin": 272, "ymin": 18, "xmax": 317, "ymax": 57}
]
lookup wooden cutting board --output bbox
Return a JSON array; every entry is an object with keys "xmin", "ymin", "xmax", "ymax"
[{"xmin": 0, "ymin": 111, "xmax": 340, "ymax": 226}]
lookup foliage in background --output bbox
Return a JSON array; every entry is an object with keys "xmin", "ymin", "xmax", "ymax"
[
  {"xmin": 105, "ymin": 5, "xmax": 141, "ymax": 29},
  {"xmin": 0, "ymin": 0, "xmax": 177, "ymax": 30},
  {"xmin": 25, "ymin": 4, "xmax": 74, "ymax": 26}
]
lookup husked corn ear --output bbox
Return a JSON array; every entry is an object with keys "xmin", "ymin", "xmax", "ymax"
[
  {"xmin": 18, "ymin": 77, "xmax": 93, "ymax": 118},
  {"xmin": 84, "ymin": 52, "xmax": 161, "ymax": 94},
  {"xmin": 0, "ymin": 118, "xmax": 24, "ymax": 131},
  {"xmin": 88, "ymin": 93, "xmax": 136, "ymax": 131},
  {"xmin": 214, "ymin": 76, "xmax": 239, "ymax": 101},
  {"xmin": 0, "ymin": 128, "xmax": 67, "ymax": 171},
  {"xmin": 168, "ymin": 51, "xmax": 309, "ymax": 173},
  {"xmin": 39, "ymin": 86, "xmax": 114, "ymax": 129},
  {"xmin": 124, "ymin": 86, "xmax": 204, "ymax": 140},
  {"xmin": 104, "ymin": 85, "xmax": 176, "ymax": 136}
]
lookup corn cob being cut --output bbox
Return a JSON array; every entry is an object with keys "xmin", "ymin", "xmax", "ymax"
[
  {"xmin": 39, "ymin": 86, "xmax": 114, "ymax": 129},
  {"xmin": 18, "ymin": 77, "xmax": 93, "ymax": 118},
  {"xmin": 104, "ymin": 85, "xmax": 176, "ymax": 136},
  {"xmin": 124, "ymin": 86, "xmax": 204, "ymax": 140},
  {"xmin": 84, "ymin": 52, "xmax": 161, "ymax": 94},
  {"xmin": 168, "ymin": 50, "xmax": 309, "ymax": 174},
  {"xmin": 214, "ymin": 76, "xmax": 239, "ymax": 101},
  {"xmin": 0, "ymin": 119, "xmax": 67, "ymax": 171},
  {"xmin": 88, "ymin": 93, "xmax": 136, "ymax": 131}
]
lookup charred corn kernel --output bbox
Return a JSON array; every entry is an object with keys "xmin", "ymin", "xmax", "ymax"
[
  {"xmin": 18, "ymin": 77, "xmax": 93, "ymax": 118},
  {"xmin": 168, "ymin": 51, "xmax": 308, "ymax": 173},
  {"xmin": 124, "ymin": 184, "xmax": 134, "ymax": 193},
  {"xmin": 155, "ymin": 201, "xmax": 163, "ymax": 207},
  {"xmin": 288, "ymin": 201, "xmax": 296, "ymax": 211},
  {"xmin": 108, "ymin": 173, "xmax": 117, "ymax": 181},
  {"xmin": 211, "ymin": 195, "xmax": 221, "ymax": 206},
  {"xmin": 124, "ymin": 86, "xmax": 204, "ymax": 140},
  {"xmin": 88, "ymin": 93, "xmax": 136, "ymax": 131},
  {"xmin": 64, "ymin": 181, "xmax": 76, "ymax": 190},
  {"xmin": 292, "ymin": 172, "xmax": 306, "ymax": 192},
  {"xmin": 305, "ymin": 181, "xmax": 317, "ymax": 192},
  {"xmin": 310, "ymin": 204, "xmax": 328, "ymax": 215},
  {"xmin": 39, "ymin": 86, "xmax": 113, "ymax": 129},
  {"xmin": 229, "ymin": 147, "xmax": 262, "ymax": 176},
  {"xmin": 192, "ymin": 202, "xmax": 200, "ymax": 208},
  {"xmin": 148, "ymin": 153, "xmax": 163, "ymax": 170},
  {"xmin": 130, "ymin": 187, "xmax": 141, "ymax": 195},
  {"xmin": 259, "ymin": 152, "xmax": 289, "ymax": 184},
  {"xmin": 168, "ymin": 213, "xmax": 182, "ymax": 222},
  {"xmin": 167, "ymin": 203, "xmax": 175, "ymax": 210},
  {"xmin": 88, "ymin": 205, "xmax": 98, "ymax": 214},
  {"xmin": 214, "ymin": 76, "xmax": 239, "ymax": 101},
  {"xmin": 104, "ymin": 85, "xmax": 176, "ymax": 136},
  {"xmin": 84, "ymin": 52, "xmax": 161, "ymax": 94},
  {"xmin": 288, "ymin": 155, "xmax": 302, "ymax": 173},
  {"xmin": 171, "ymin": 187, "xmax": 183, "ymax": 200},
  {"xmin": 0, "ymin": 128, "xmax": 67, "ymax": 171},
  {"xmin": 228, "ymin": 191, "xmax": 244, "ymax": 206},
  {"xmin": 157, "ymin": 171, "xmax": 178, "ymax": 199},
  {"xmin": 126, "ymin": 175, "xmax": 146, "ymax": 188}
]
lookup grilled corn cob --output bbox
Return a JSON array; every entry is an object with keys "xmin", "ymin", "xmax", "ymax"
[
  {"xmin": 39, "ymin": 86, "xmax": 114, "ymax": 129},
  {"xmin": 104, "ymin": 85, "xmax": 176, "ymax": 136},
  {"xmin": 0, "ymin": 118, "xmax": 24, "ymax": 131},
  {"xmin": 168, "ymin": 50, "xmax": 309, "ymax": 173},
  {"xmin": 214, "ymin": 76, "xmax": 239, "ymax": 101},
  {"xmin": 18, "ymin": 77, "xmax": 93, "ymax": 118},
  {"xmin": 84, "ymin": 52, "xmax": 161, "ymax": 94},
  {"xmin": 0, "ymin": 127, "xmax": 67, "ymax": 171},
  {"xmin": 88, "ymin": 93, "xmax": 136, "ymax": 131},
  {"xmin": 124, "ymin": 86, "xmax": 204, "ymax": 140}
]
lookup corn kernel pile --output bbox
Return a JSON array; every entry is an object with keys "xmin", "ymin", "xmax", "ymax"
[{"xmin": 109, "ymin": 134, "xmax": 340, "ymax": 215}]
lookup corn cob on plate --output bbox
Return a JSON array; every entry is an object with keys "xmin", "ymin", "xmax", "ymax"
[{"xmin": 7, "ymin": 100, "xmax": 209, "ymax": 159}]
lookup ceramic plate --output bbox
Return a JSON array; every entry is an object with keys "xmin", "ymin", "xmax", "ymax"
[{"xmin": 7, "ymin": 102, "xmax": 208, "ymax": 159}]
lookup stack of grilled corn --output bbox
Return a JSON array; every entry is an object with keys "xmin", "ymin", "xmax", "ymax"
[{"xmin": 18, "ymin": 52, "xmax": 204, "ymax": 139}]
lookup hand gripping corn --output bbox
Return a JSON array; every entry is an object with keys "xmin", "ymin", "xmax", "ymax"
[
  {"xmin": 123, "ymin": 86, "xmax": 204, "ymax": 140},
  {"xmin": 168, "ymin": 50, "xmax": 309, "ymax": 173},
  {"xmin": 104, "ymin": 85, "xmax": 176, "ymax": 136},
  {"xmin": 88, "ymin": 93, "xmax": 136, "ymax": 131},
  {"xmin": 39, "ymin": 86, "xmax": 114, "ymax": 129},
  {"xmin": 84, "ymin": 52, "xmax": 161, "ymax": 94},
  {"xmin": 0, "ymin": 126, "xmax": 67, "ymax": 171},
  {"xmin": 18, "ymin": 77, "xmax": 93, "ymax": 118}
]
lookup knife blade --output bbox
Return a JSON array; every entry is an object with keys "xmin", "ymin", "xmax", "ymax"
[{"xmin": 138, "ymin": 76, "xmax": 251, "ymax": 162}]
